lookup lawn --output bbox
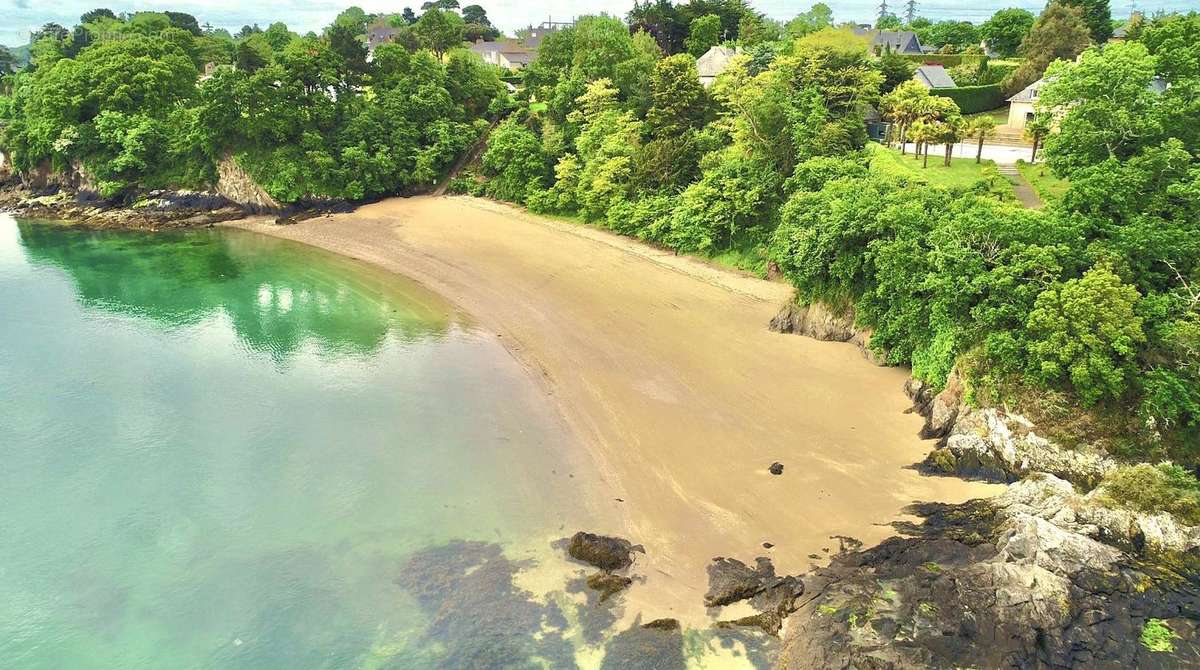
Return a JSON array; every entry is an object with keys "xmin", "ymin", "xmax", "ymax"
[
  {"xmin": 1016, "ymin": 160, "xmax": 1070, "ymax": 202},
  {"xmin": 964, "ymin": 107, "xmax": 1009, "ymax": 125},
  {"xmin": 867, "ymin": 143, "xmax": 1013, "ymax": 197}
]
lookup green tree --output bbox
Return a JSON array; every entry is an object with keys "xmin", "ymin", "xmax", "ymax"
[
  {"xmin": 1061, "ymin": 0, "xmax": 1112, "ymax": 43},
  {"xmin": 738, "ymin": 13, "xmax": 780, "ymax": 46},
  {"xmin": 1007, "ymin": 1, "xmax": 1091, "ymax": 93},
  {"xmin": 686, "ymin": 14, "xmax": 722, "ymax": 57},
  {"xmin": 236, "ymin": 34, "xmax": 274, "ymax": 72},
  {"xmin": 80, "ymin": 8, "xmax": 117, "ymax": 24},
  {"xmin": 328, "ymin": 22, "xmax": 368, "ymax": 75},
  {"xmin": 461, "ymin": 4, "xmax": 491, "ymax": 26},
  {"xmin": 967, "ymin": 115, "xmax": 996, "ymax": 163},
  {"xmin": 263, "ymin": 22, "xmax": 295, "ymax": 52},
  {"xmin": 980, "ymin": 8, "xmax": 1035, "ymax": 57},
  {"xmin": 414, "ymin": 8, "xmax": 465, "ymax": 59},
  {"xmin": 332, "ymin": 6, "xmax": 370, "ymax": 33},
  {"xmin": 164, "ymin": 11, "xmax": 203, "ymax": 36},
  {"xmin": 876, "ymin": 14, "xmax": 902, "ymax": 30},
  {"xmin": 878, "ymin": 48, "xmax": 916, "ymax": 93},
  {"xmin": 1039, "ymin": 42, "xmax": 1161, "ymax": 178},
  {"xmin": 1025, "ymin": 264, "xmax": 1145, "ymax": 404},
  {"xmin": 481, "ymin": 118, "xmax": 550, "ymax": 202},
  {"xmin": 785, "ymin": 3, "xmax": 834, "ymax": 37},
  {"xmin": 924, "ymin": 20, "xmax": 980, "ymax": 51},
  {"xmin": 646, "ymin": 53, "xmax": 709, "ymax": 136}
]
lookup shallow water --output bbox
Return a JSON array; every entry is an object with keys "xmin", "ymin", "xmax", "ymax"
[{"xmin": 0, "ymin": 216, "xmax": 773, "ymax": 669}]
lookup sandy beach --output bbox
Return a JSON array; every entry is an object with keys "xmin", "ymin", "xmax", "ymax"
[{"xmin": 228, "ymin": 196, "xmax": 1001, "ymax": 622}]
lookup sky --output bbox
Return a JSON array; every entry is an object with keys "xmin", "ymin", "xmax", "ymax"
[{"xmin": 1, "ymin": 0, "xmax": 1189, "ymax": 48}]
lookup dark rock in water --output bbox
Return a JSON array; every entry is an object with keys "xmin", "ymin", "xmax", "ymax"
[
  {"xmin": 568, "ymin": 532, "xmax": 643, "ymax": 572},
  {"xmin": 718, "ymin": 611, "xmax": 785, "ymax": 636},
  {"xmin": 763, "ymin": 542, "xmax": 774, "ymax": 549},
  {"xmin": 642, "ymin": 618, "xmax": 680, "ymax": 631},
  {"xmin": 394, "ymin": 540, "xmax": 578, "ymax": 669},
  {"xmin": 600, "ymin": 619, "xmax": 685, "ymax": 670},
  {"xmin": 705, "ymin": 556, "xmax": 777, "ymax": 607},
  {"xmin": 708, "ymin": 559, "xmax": 804, "ymax": 635},
  {"xmin": 586, "ymin": 572, "xmax": 632, "ymax": 603},
  {"xmin": 769, "ymin": 462, "xmax": 784, "ymax": 475}
]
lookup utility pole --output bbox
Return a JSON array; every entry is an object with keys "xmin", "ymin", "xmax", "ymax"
[
  {"xmin": 904, "ymin": 0, "xmax": 917, "ymax": 25},
  {"xmin": 878, "ymin": 1, "xmax": 889, "ymax": 24}
]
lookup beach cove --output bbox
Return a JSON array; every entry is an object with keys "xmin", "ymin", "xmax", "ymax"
[{"xmin": 229, "ymin": 196, "xmax": 1002, "ymax": 623}]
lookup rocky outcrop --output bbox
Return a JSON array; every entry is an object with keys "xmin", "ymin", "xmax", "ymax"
[
  {"xmin": 777, "ymin": 476, "xmax": 1200, "ymax": 669},
  {"xmin": 565, "ymin": 532, "xmax": 644, "ymax": 603},
  {"xmin": 216, "ymin": 155, "xmax": 282, "ymax": 213},
  {"xmin": 922, "ymin": 406, "xmax": 1118, "ymax": 489},
  {"xmin": 705, "ymin": 556, "xmax": 805, "ymax": 636},
  {"xmin": 568, "ymin": 532, "xmax": 644, "ymax": 572},
  {"xmin": 769, "ymin": 300, "xmax": 885, "ymax": 365},
  {"xmin": 0, "ymin": 186, "xmax": 246, "ymax": 230},
  {"xmin": 904, "ymin": 372, "xmax": 964, "ymax": 439}
]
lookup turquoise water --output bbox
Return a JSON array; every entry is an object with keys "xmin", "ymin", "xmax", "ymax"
[{"xmin": 0, "ymin": 216, "xmax": 611, "ymax": 669}]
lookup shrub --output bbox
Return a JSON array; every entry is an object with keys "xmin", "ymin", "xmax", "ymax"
[
  {"xmin": 900, "ymin": 53, "xmax": 985, "ymax": 68},
  {"xmin": 1098, "ymin": 462, "xmax": 1200, "ymax": 524},
  {"xmin": 930, "ymin": 84, "xmax": 1005, "ymax": 114},
  {"xmin": 1024, "ymin": 265, "xmax": 1145, "ymax": 404}
]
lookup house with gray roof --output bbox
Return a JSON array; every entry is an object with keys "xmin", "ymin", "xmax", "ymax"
[
  {"xmin": 697, "ymin": 45, "xmax": 739, "ymax": 87},
  {"xmin": 468, "ymin": 39, "xmax": 534, "ymax": 71},
  {"xmin": 913, "ymin": 64, "xmax": 956, "ymax": 89},
  {"xmin": 852, "ymin": 28, "xmax": 924, "ymax": 55}
]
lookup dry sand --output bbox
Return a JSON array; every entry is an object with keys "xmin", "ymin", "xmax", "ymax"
[{"xmin": 228, "ymin": 196, "xmax": 1001, "ymax": 623}]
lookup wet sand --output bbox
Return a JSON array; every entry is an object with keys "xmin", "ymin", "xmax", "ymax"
[{"xmin": 227, "ymin": 196, "xmax": 1001, "ymax": 624}]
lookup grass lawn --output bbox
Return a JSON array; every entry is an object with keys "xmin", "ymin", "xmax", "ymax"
[
  {"xmin": 964, "ymin": 107, "xmax": 1009, "ymax": 125},
  {"xmin": 1016, "ymin": 160, "xmax": 1070, "ymax": 202},
  {"xmin": 867, "ymin": 143, "xmax": 1013, "ymax": 197}
]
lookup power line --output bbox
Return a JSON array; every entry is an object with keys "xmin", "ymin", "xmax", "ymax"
[
  {"xmin": 905, "ymin": 0, "xmax": 918, "ymax": 24},
  {"xmin": 878, "ymin": 0, "xmax": 889, "ymax": 22}
]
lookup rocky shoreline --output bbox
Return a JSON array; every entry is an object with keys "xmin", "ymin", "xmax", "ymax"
[
  {"xmin": 0, "ymin": 155, "xmax": 358, "ymax": 230},
  {"xmin": 765, "ymin": 298, "xmax": 1200, "ymax": 668},
  {"xmin": 0, "ymin": 183, "xmax": 251, "ymax": 230}
]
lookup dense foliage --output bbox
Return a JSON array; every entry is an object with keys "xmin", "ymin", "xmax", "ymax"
[
  {"xmin": 475, "ymin": 6, "xmax": 1200, "ymax": 460},
  {"xmin": 0, "ymin": 7, "xmax": 507, "ymax": 202}
]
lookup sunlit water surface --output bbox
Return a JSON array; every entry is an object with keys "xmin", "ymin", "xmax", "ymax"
[{"xmin": 0, "ymin": 216, "xmax": 771, "ymax": 669}]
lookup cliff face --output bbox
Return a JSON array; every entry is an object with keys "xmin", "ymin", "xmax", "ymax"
[
  {"xmin": 769, "ymin": 300, "xmax": 884, "ymax": 365},
  {"xmin": 215, "ymin": 155, "xmax": 282, "ymax": 213}
]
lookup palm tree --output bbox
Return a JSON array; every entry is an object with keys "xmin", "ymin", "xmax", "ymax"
[
  {"xmin": 942, "ymin": 116, "xmax": 967, "ymax": 167},
  {"xmin": 968, "ymin": 116, "xmax": 997, "ymax": 164},
  {"xmin": 1025, "ymin": 113, "xmax": 1052, "ymax": 163},
  {"xmin": 881, "ymin": 81, "xmax": 927, "ymax": 155},
  {"xmin": 909, "ymin": 120, "xmax": 936, "ymax": 168}
]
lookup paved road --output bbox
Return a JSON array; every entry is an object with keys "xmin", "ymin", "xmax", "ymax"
[{"xmin": 900, "ymin": 141, "xmax": 1038, "ymax": 165}]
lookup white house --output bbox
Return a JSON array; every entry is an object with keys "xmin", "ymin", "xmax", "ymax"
[
  {"xmin": 1006, "ymin": 78, "xmax": 1047, "ymax": 129},
  {"xmin": 468, "ymin": 40, "xmax": 534, "ymax": 70},
  {"xmin": 697, "ymin": 45, "xmax": 739, "ymax": 87},
  {"xmin": 1008, "ymin": 74, "xmax": 1168, "ymax": 129}
]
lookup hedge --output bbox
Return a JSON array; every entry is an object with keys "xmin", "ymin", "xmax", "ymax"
[
  {"xmin": 901, "ymin": 53, "xmax": 985, "ymax": 68},
  {"xmin": 932, "ymin": 84, "xmax": 1006, "ymax": 114}
]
